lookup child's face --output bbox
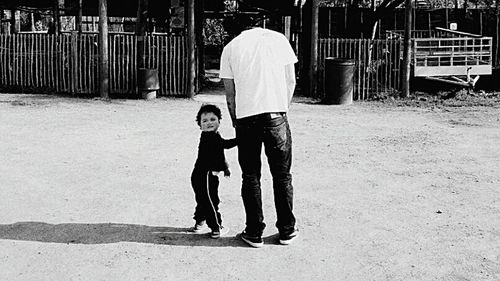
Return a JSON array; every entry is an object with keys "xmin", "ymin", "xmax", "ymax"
[{"xmin": 199, "ymin": 112, "xmax": 220, "ymax": 132}]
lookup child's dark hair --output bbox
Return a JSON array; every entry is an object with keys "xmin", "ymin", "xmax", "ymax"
[{"xmin": 196, "ymin": 104, "xmax": 222, "ymax": 126}]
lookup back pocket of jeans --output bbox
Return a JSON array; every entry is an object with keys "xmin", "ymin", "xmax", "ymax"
[{"xmin": 266, "ymin": 123, "xmax": 287, "ymax": 150}]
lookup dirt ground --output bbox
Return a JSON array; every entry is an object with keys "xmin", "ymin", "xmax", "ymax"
[{"xmin": 0, "ymin": 91, "xmax": 499, "ymax": 281}]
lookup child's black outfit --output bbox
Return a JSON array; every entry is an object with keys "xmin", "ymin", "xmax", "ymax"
[{"xmin": 191, "ymin": 131, "xmax": 237, "ymax": 232}]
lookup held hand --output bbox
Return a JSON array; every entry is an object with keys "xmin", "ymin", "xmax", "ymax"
[{"xmin": 224, "ymin": 168, "xmax": 231, "ymax": 178}]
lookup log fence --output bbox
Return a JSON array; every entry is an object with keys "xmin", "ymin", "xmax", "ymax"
[
  {"xmin": 0, "ymin": 33, "xmax": 187, "ymax": 96},
  {"xmin": 4, "ymin": 35, "xmax": 405, "ymax": 100},
  {"xmin": 319, "ymin": 38, "xmax": 403, "ymax": 100}
]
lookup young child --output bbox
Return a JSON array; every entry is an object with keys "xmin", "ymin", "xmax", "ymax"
[{"xmin": 190, "ymin": 104, "xmax": 237, "ymax": 238}]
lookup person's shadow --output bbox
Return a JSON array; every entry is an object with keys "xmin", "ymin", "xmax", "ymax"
[{"xmin": 0, "ymin": 222, "xmax": 262, "ymax": 247}]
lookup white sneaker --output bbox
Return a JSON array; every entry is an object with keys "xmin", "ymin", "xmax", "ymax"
[
  {"xmin": 188, "ymin": 221, "xmax": 206, "ymax": 233},
  {"xmin": 279, "ymin": 229, "xmax": 299, "ymax": 245},
  {"xmin": 211, "ymin": 226, "xmax": 229, "ymax": 239}
]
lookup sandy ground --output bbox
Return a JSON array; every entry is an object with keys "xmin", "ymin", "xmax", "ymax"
[{"xmin": 0, "ymin": 92, "xmax": 499, "ymax": 281}]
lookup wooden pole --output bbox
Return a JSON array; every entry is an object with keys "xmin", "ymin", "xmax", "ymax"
[
  {"xmin": 428, "ymin": 12, "xmax": 431, "ymax": 33},
  {"xmin": 54, "ymin": 0, "xmax": 60, "ymax": 34},
  {"xmin": 496, "ymin": 0, "xmax": 499, "ymax": 67},
  {"xmin": 309, "ymin": 0, "xmax": 319, "ymax": 98},
  {"xmin": 10, "ymin": 9, "xmax": 17, "ymax": 34},
  {"xmin": 135, "ymin": 0, "xmax": 149, "ymax": 69},
  {"xmin": 299, "ymin": 0, "xmax": 311, "ymax": 93},
  {"xmin": 445, "ymin": 0, "xmax": 449, "ymax": 29},
  {"xmin": 367, "ymin": 0, "xmax": 377, "ymax": 78},
  {"xmin": 31, "ymin": 13, "xmax": 35, "ymax": 31},
  {"xmin": 76, "ymin": 0, "xmax": 83, "ymax": 33},
  {"xmin": 479, "ymin": 11, "xmax": 482, "ymax": 35},
  {"xmin": 401, "ymin": 0, "xmax": 412, "ymax": 98},
  {"xmin": 284, "ymin": 16, "xmax": 291, "ymax": 40},
  {"xmin": 196, "ymin": 0, "xmax": 204, "ymax": 92},
  {"xmin": 187, "ymin": 0, "xmax": 195, "ymax": 98},
  {"xmin": 99, "ymin": 0, "xmax": 109, "ymax": 99},
  {"xmin": 0, "ymin": 10, "xmax": 3, "ymax": 34}
]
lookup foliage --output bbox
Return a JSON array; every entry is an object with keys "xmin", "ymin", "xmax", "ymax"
[
  {"xmin": 203, "ymin": 1, "xmax": 236, "ymax": 46},
  {"xmin": 203, "ymin": 19, "xmax": 226, "ymax": 46},
  {"xmin": 225, "ymin": 0, "xmax": 238, "ymax": 11}
]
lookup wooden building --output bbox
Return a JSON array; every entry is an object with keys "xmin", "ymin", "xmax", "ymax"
[
  {"xmin": 0, "ymin": 0, "xmax": 308, "ymax": 98},
  {"xmin": 4, "ymin": 0, "xmax": 495, "ymax": 100}
]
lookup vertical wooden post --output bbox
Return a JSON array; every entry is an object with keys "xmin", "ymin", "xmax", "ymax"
[
  {"xmin": 344, "ymin": 6, "xmax": 348, "ymax": 35},
  {"xmin": 300, "ymin": 0, "xmax": 311, "ymax": 93},
  {"xmin": 31, "ymin": 13, "xmax": 35, "ymax": 31},
  {"xmin": 76, "ymin": 0, "xmax": 83, "ymax": 33},
  {"xmin": 187, "ymin": 0, "xmax": 195, "ymax": 98},
  {"xmin": 479, "ymin": 11, "xmax": 482, "ymax": 35},
  {"xmin": 445, "ymin": 1, "xmax": 449, "ymax": 29},
  {"xmin": 496, "ymin": 0, "xmax": 499, "ymax": 67},
  {"xmin": 195, "ymin": 0, "xmax": 204, "ymax": 92},
  {"xmin": 54, "ymin": 0, "xmax": 60, "ymax": 34},
  {"xmin": 284, "ymin": 16, "xmax": 291, "ymax": 40},
  {"xmin": 428, "ymin": 12, "xmax": 431, "ymax": 33},
  {"xmin": 71, "ymin": 32, "xmax": 78, "ymax": 93},
  {"xmin": 412, "ymin": 4, "xmax": 416, "ymax": 31},
  {"xmin": 0, "ymin": 10, "xmax": 3, "ymax": 34},
  {"xmin": 99, "ymin": 0, "xmax": 109, "ymax": 99},
  {"xmin": 136, "ymin": 0, "xmax": 149, "ymax": 69},
  {"xmin": 10, "ymin": 9, "xmax": 17, "ymax": 34},
  {"xmin": 309, "ymin": 0, "xmax": 319, "ymax": 98},
  {"xmin": 401, "ymin": 0, "xmax": 412, "ymax": 98}
]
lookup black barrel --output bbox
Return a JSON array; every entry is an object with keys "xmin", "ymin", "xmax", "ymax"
[
  {"xmin": 138, "ymin": 68, "xmax": 160, "ymax": 91},
  {"xmin": 324, "ymin": 58, "xmax": 355, "ymax": 105}
]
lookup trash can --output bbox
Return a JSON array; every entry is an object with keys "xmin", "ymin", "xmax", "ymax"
[
  {"xmin": 138, "ymin": 68, "xmax": 160, "ymax": 100},
  {"xmin": 323, "ymin": 58, "xmax": 355, "ymax": 105}
]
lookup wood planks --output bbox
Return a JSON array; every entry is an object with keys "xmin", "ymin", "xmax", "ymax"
[
  {"xmin": 0, "ymin": 33, "xmax": 187, "ymax": 97},
  {"xmin": 319, "ymin": 38, "xmax": 403, "ymax": 100}
]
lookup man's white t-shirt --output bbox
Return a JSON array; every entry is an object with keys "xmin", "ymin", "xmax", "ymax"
[{"xmin": 219, "ymin": 28, "xmax": 298, "ymax": 119}]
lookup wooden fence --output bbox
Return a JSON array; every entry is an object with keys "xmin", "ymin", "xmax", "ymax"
[
  {"xmin": 319, "ymin": 38, "xmax": 403, "ymax": 100},
  {"xmin": 0, "ymin": 33, "xmax": 187, "ymax": 96}
]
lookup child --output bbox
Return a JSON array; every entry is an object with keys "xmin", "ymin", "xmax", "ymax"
[{"xmin": 190, "ymin": 104, "xmax": 237, "ymax": 238}]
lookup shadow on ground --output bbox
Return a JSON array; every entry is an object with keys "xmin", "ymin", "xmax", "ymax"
[{"xmin": 0, "ymin": 222, "xmax": 280, "ymax": 248}]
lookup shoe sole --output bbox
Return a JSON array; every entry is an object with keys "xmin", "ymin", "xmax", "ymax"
[
  {"xmin": 211, "ymin": 227, "xmax": 229, "ymax": 239},
  {"xmin": 279, "ymin": 232, "xmax": 299, "ymax": 245},
  {"xmin": 240, "ymin": 234, "xmax": 264, "ymax": 248}
]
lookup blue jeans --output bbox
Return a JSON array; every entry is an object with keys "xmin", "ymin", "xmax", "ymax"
[{"xmin": 236, "ymin": 113, "xmax": 296, "ymax": 237}]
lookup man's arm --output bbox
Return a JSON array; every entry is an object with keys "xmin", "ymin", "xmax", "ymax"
[
  {"xmin": 223, "ymin": 78, "xmax": 237, "ymax": 127},
  {"xmin": 285, "ymin": 63, "xmax": 296, "ymax": 107}
]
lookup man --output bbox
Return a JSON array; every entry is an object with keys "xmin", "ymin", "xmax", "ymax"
[{"xmin": 219, "ymin": 15, "xmax": 298, "ymax": 248}]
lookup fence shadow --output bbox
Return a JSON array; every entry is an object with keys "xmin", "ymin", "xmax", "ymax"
[{"xmin": 0, "ymin": 221, "xmax": 249, "ymax": 248}]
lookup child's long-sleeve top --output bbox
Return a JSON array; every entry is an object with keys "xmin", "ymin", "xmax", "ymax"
[{"xmin": 194, "ymin": 131, "xmax": 237, "ymax": 172}]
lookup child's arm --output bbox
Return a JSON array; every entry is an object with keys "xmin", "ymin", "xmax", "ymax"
[{"xmin": 222, "ymin": 137, "xmax": 238, "ymax": 149}]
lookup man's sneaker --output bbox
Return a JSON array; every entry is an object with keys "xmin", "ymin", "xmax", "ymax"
[
  {"xmin": 240, "ymin": 231, "xmax": 264, "ymax": 248},
  {"xmin": 279, "ymin": 229, "xmax": 299, "ymax": 245},
  {"xmin": 210, "ymin": 226, "xmax": 229, "ymax": 239},
  {"xmin": 189, "ymin": 220, "xmax": 205, "ymax": 233}
]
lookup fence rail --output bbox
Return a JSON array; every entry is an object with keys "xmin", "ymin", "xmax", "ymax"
[
  {"xmin": 413, "ymin": 37, "xmax": 492, "ymax": 77},
  {"xmin": 0, "ymin": 33, "xmax": 187, "ymax": 96},
  {"xmin": 319, "ymin": 38, "xmax": 403, "ymax": 100}
]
